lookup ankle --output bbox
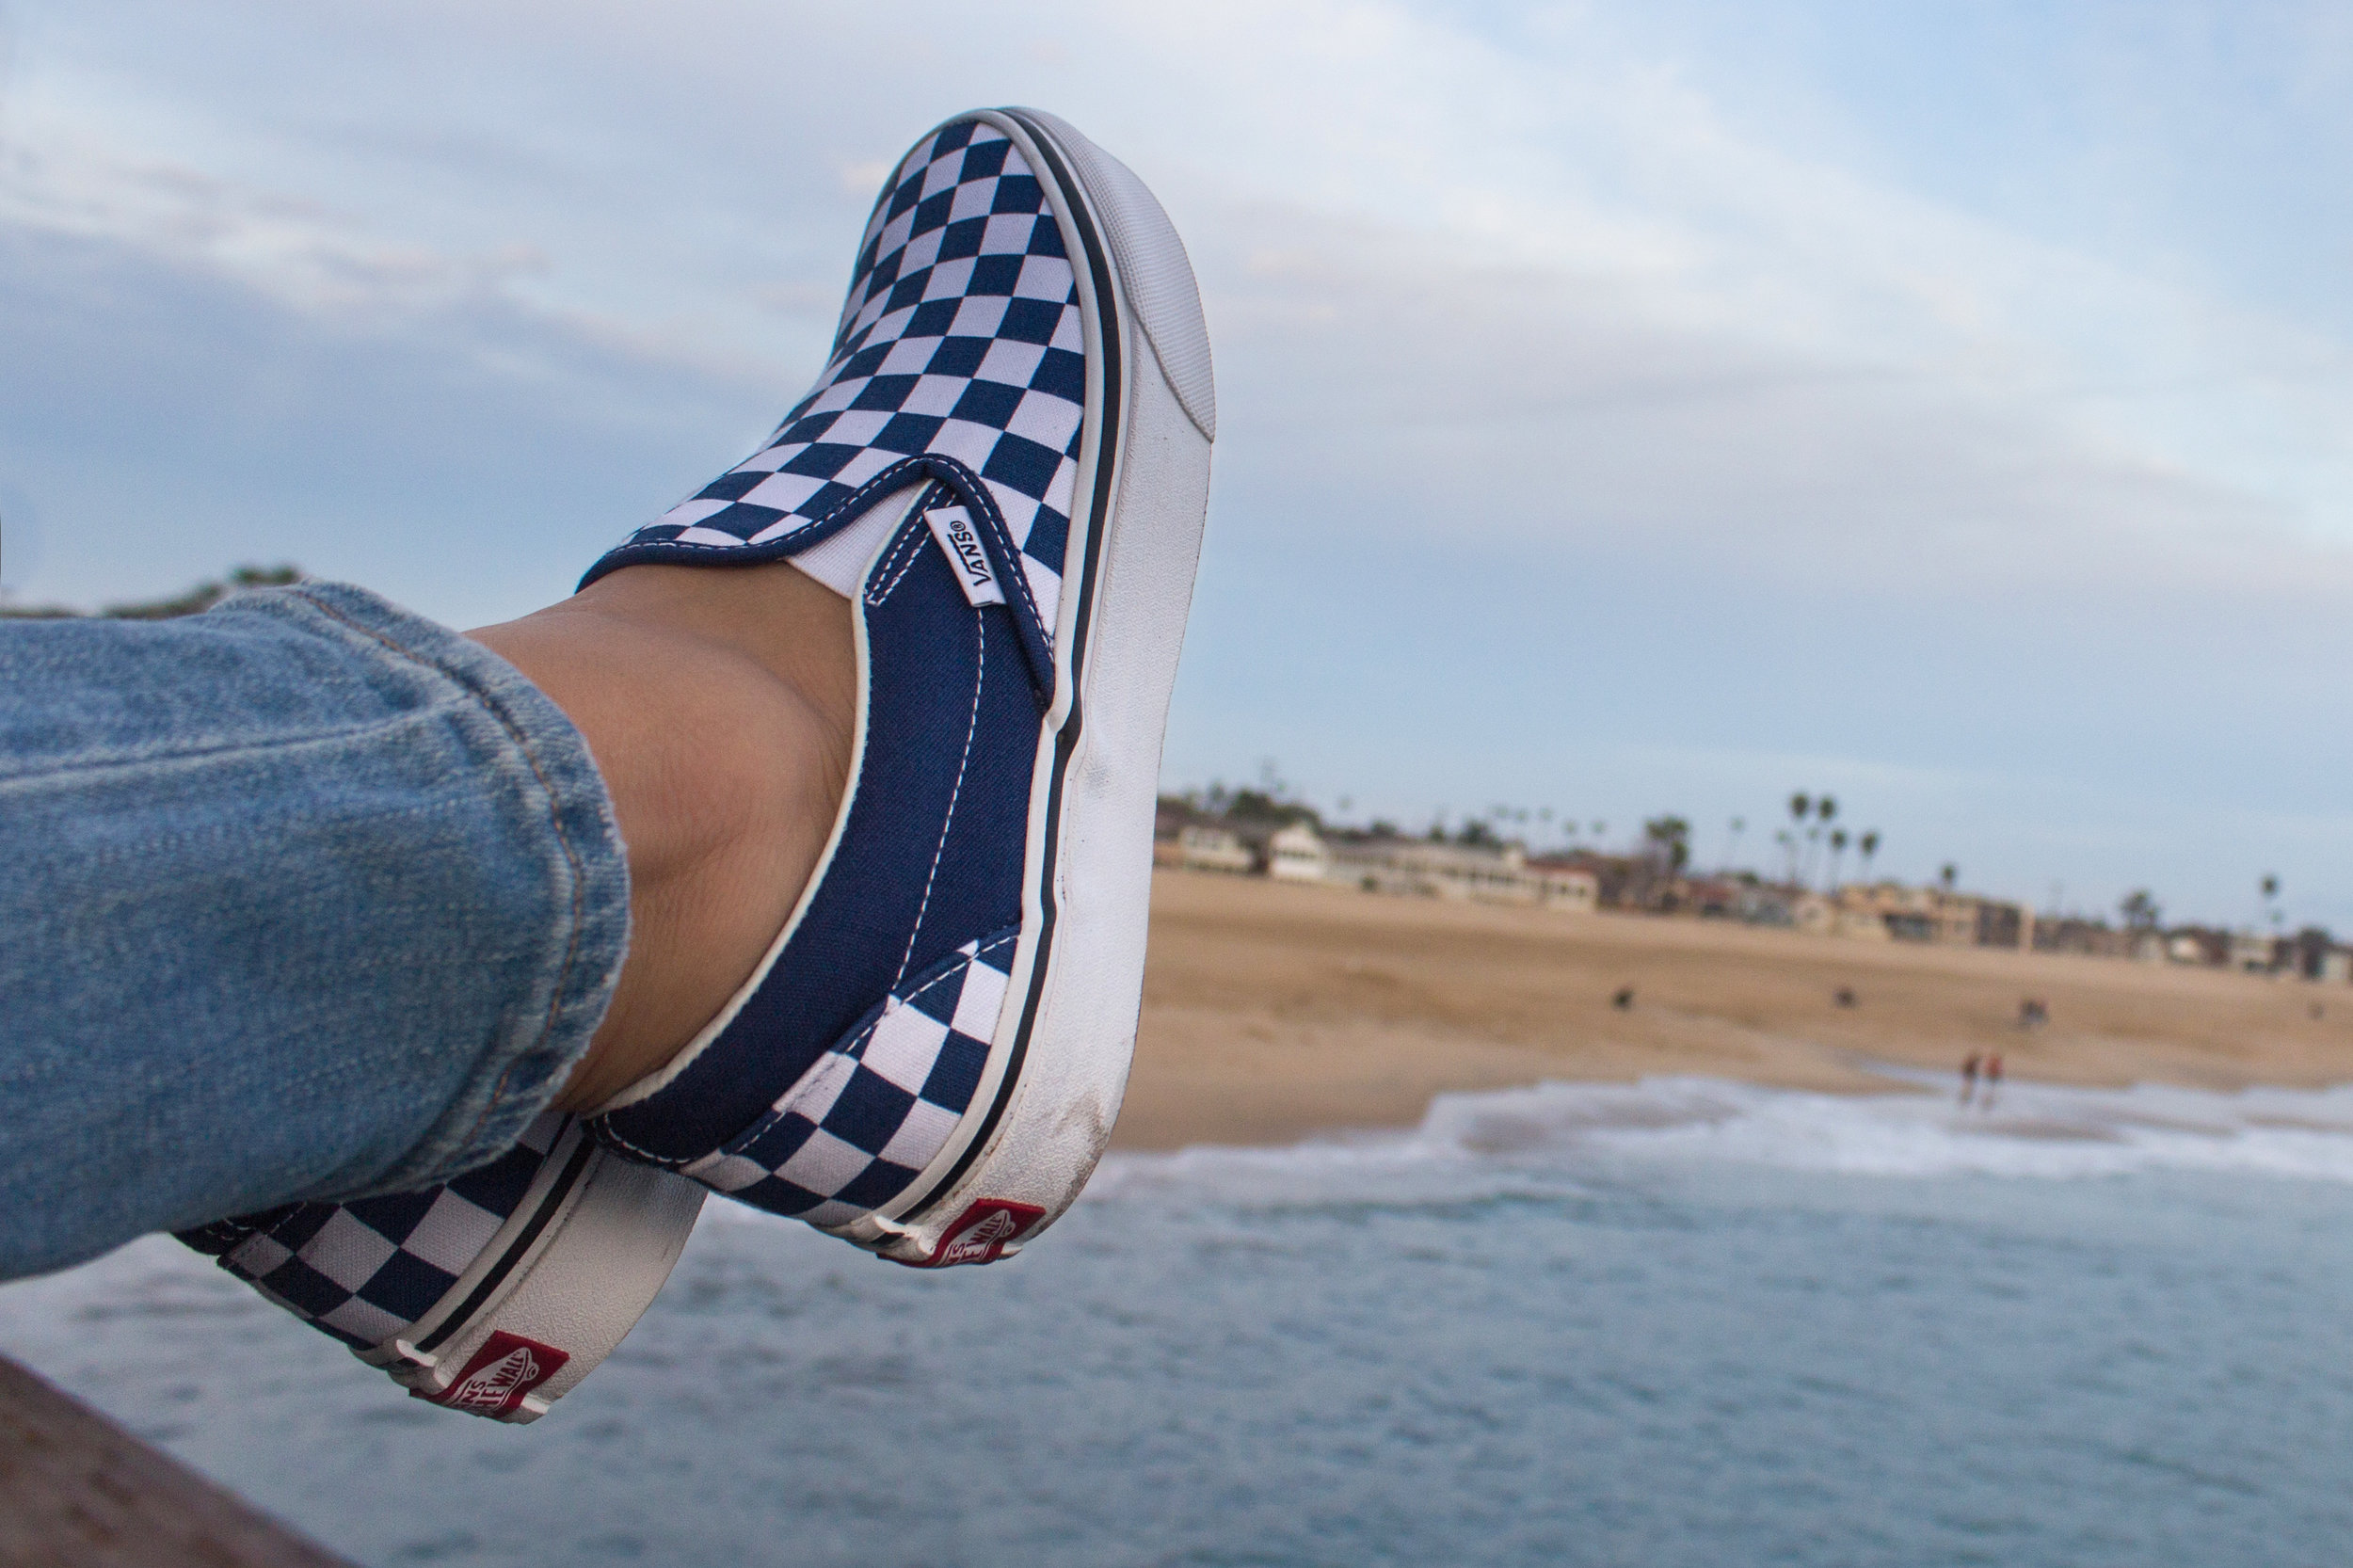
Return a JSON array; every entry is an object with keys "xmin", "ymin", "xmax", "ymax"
[
  {"xmin": 468, "ymin": 564, "xmax": 857, "ymax": 1112},
  {"xmin": 566, "ymin": 563, "xmax": 857, "ymax": 748}
]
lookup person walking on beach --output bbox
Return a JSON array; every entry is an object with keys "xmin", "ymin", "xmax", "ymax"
[
  {"xmin": 1959, "ymin": 1051, "xmax": 1981, "ymax": 1105},
  {"xmin": 1981, "ymin": 1052, "xmax": 2005, "ymax": 1111},
  {"xmin": 1, "ymin": 107, "xmax": 1215, "ymax": 1421}
]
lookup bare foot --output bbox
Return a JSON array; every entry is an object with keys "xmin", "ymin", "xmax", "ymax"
[{"xmin": 469, "ymin": 561, "xmax": 856, "ymax": 1112}]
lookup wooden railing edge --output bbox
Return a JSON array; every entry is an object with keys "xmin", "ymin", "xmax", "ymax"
[{"xmin": 0, "ymin": 1352, "xmax": 356, "ymax": 1567}]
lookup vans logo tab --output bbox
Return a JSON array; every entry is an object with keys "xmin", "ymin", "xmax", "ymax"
[
  {"xmin": 418, "ymin": 1331, "xmax": 568, "ymax": 1417},
  {"xmin": 923, "ymin": 506, "xmax": 1005, "ymax": 607},
  {"xmin": 906, "ymin": 1198, "xmax": 1046, "ymax": 1268}
]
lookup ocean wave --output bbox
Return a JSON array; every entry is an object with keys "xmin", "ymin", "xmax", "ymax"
[{"xmin": 1090, "ymin": 1073, "xmax": 2353, "ymax": 1196}]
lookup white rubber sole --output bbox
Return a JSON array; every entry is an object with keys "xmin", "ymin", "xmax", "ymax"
[
  {"xmin": 360, "ymin": 1120, "xmax": 705, "ymax": 1422},
  {"xmin": 840, "ymin": 107, "xmax": 1213, "ymax": 1266}
]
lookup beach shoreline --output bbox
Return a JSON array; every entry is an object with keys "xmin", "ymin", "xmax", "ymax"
[{"xmin": 1113, "ymin": 871, "xmax": 2353, "ymax": 1150}]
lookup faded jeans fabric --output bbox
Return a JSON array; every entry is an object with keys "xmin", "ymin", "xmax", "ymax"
[{"xmin": 0, "ymin": 584, "xmax": 629, "ymax": 1280}]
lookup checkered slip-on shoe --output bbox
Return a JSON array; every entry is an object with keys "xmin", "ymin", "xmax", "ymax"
[
  {"xmin": 176, "ymin": 1114, "xmax": 704, "ymax": 1422},
  {"xmin": 578, "ymin": 107, "xmax": 1213, "ymax": 1267}
]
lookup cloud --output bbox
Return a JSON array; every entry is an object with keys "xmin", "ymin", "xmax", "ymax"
[
  {"xmin": 0, "ymin": 214, "xmax": 779, "ymax": 623},
  {"xmin": 4, "ymin": 0, "xmax": 2352, "ymax": 922}
]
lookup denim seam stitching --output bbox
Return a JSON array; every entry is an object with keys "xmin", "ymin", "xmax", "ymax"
[{"xmin": 291, "ymin": 589, "xmax": 603, "ymax": 1176}]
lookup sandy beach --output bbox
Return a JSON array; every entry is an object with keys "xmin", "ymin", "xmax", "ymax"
[{"xmin": 1113, "ymin": 871, "xmax": 2353, "ymax": 1149}]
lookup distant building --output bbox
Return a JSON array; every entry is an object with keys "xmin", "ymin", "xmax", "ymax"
[
  {"xmin": 2035, "ymin": 917, "xmax": 2131, "ymax": 958},
  {"xmin": 1678, "ymin": 877, "xmax": 1752, "ymax": 920},
  {"xmin": 1976, "ymin": 901, "xmax": 2033, "ymax": 951},
  {"xmin": 1326, "ymin": 835, "xmax": 1522, "ymax": 902},
  {"xmin": 2228, "ymin": 932, "xmax": 2277, "ymax": 973},
  {"xmin": 1212, "ymin": 832, "xmax": 1599, "ymax": 909},
  {"xmin": 1529, "ymin": 850, "xmax": 1642, "ymax": 910},
  {"xmin": 2163, "ymin": 927, "xmax": 2231, "ymax": 967},
  {"xmin": 1527, "ymin": 860, "xmax": 1601, "ymax": 913},
  {"xmin": 1821, "ymin": 882, "xmax": 2030, "ymax": 948},
  {"xmin": 1790, "ymin": 892, "xmax": 1842, "ymax": 937},
  {"xmin": 1176, "ymin": 824, "xmax": 1256, "ymax": 874},
  {"xmin": 1729, "ymin": 884, "xmax": 1803, "ymax": 927},
  {"xmin": 2276, "ymin": 928, "xmax": 2349, "ymax": 982},
  {"xmin": 1267, "ymin": 823, "xmax": 1330, "ymax": 882}
]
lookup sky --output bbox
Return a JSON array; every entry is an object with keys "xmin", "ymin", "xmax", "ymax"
[{"xmin": 1, "ymin": 1, "xmax": 2350, "ymax": 930}]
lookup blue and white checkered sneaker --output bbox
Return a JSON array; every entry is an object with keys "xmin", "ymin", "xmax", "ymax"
[
  {"xmin": 581, "ymin": 107, "xmax": 1214, "ymax": 1268},
  {"xmin": 178, "ymin": 1113, "xmax": 704, "ymax": 1421}
]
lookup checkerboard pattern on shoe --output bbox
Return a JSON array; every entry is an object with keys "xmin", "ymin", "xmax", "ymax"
[
  {"xmin": 587, "ymin": 120, "xmax": 1082, "ymax": 650},
  {"xmin": 676, "ymin": 930, "xmax": 1015, "ymax": 1227},
  {"xmin": 177, "ymin": 1114, "xmax": 563, "ymax": 1351}
]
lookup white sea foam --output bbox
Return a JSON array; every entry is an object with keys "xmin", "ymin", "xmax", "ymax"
[{"xmin": 1087, "ymin": 1072, "xmax": 2353, "ymax": 1199}]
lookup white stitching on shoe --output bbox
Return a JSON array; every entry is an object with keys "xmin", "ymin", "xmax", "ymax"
[
  {"xmin": 894, "ymin": 612, "xmax": 986, "ymax": 988},
  {"xmin": 869, "ymin": 511, "xmax": 935, "ymax": 603},
  {"xmin": 713, "ymin": 928, "xmax": 1020, "ymax": 1163},
  {"xmin": 592, "ymin": 1119, "xmax": 690, "ymax": 1169}
]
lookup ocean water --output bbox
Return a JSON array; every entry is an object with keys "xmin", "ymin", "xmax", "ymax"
[{"xmin": 8, "ymin": 1074, "xmax": 2353, "ymax": 1567}]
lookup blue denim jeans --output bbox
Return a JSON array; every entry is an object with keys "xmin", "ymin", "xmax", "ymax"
[{"xmin": 0, "ymin": 584, "xmax": 629, "ymax": 1280}]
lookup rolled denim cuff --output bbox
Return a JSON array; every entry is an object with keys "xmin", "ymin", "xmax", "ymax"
[{"xmin": 217, "ymin": 584, "xmax": 632, "ymax": 1198}]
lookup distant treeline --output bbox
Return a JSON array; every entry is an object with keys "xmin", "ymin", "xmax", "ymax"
[{"xmin": 0, "ymin": 566, "xmax": 303, "ymax": 620}]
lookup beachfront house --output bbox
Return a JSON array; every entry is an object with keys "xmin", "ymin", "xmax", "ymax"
[
  {"xmin": 1529, "ymin": 862, "xmax": 1600, "ymax": 912},
  {"xmin": 2228, "ymin": 932, "xmax": 2276, "ymax": 972},
  {"xmin": 1832, "ymin": 883, "xmax": 1969, "ymax": 944},
  {"xmin": 1301, "ymin": 833, "xmax": 1593, "ymax": 908},
  {"xmin": 1796, "ymin": 882, "xmax": 2035, "ymax": 950},
  {"xmin": 1268, "ymin": 823, "xmax": 1331, "ymax": 883},
  {"xmin": 1176, "ymin": 824, "xmax": 1257, "ymax": 875}
]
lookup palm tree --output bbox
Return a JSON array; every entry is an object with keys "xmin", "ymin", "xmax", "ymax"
[
  {"xmin": 1797, "ymin": 795, "xmax": 1834, "ymax": 888},
  {"xmin": 1644, "ymin": 815, "xmax": 1692, "ymax": 872},
  {"xmin": 1939, "ymin": 862, "xmax": 1959, "ymax": 893},
  {"xmin": 2262, "ymin": 873, "xmax": 2283, "ymax": 935},
  {"xmin": 1724, "ymin": 815, "xmax": 1747, "ymax": 873},
  {"xmin": 1858, "ymin": 829, "xmax": 1881, "ymax": 885},
  {"xmin": 1827, "ymin": 827, "xmax": 1849, "ymax": 891}
]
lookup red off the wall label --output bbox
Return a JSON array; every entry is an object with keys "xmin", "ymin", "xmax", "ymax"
[
  {"xmin": 419, "ymin": 1331, "xmax": 568, "ymax": 1416},
  {"xmin": 906, "ymin": 1199, "xmax": 1045, "ymax": 1268}
]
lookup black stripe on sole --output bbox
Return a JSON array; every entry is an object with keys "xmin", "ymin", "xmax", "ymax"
[
  {"xmin": 895, "ymin": 109, "xmax": 1126, "ymax": 1224},
  {"xmin": 413, "ymin": 1130, "xmax": 600, "ymax": 1354}
]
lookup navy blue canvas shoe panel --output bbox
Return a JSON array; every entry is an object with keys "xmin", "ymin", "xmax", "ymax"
[
  {"xmin": 589, "ymin": 498, "xmax": 1038, "ymax": 1176},
  {"xmin": 675, "ymin": 928, "xmax": 1017, "ymax": 1226}
]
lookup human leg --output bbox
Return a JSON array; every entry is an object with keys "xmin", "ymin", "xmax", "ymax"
[
  {"xmin": 468, "ymin": 559, "xmax": 857, "ymax": 1113},
  {"xmin": 0, "ymin": 583, "xmax": 630, "ymax": 1280},
  {"xmin": 147, "ymin": 104, "xmax": 1212, "ymax": 1419},
  {"xmin": 140, "ymin": 565, "xmax": 862, "ymax": 1419}
]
